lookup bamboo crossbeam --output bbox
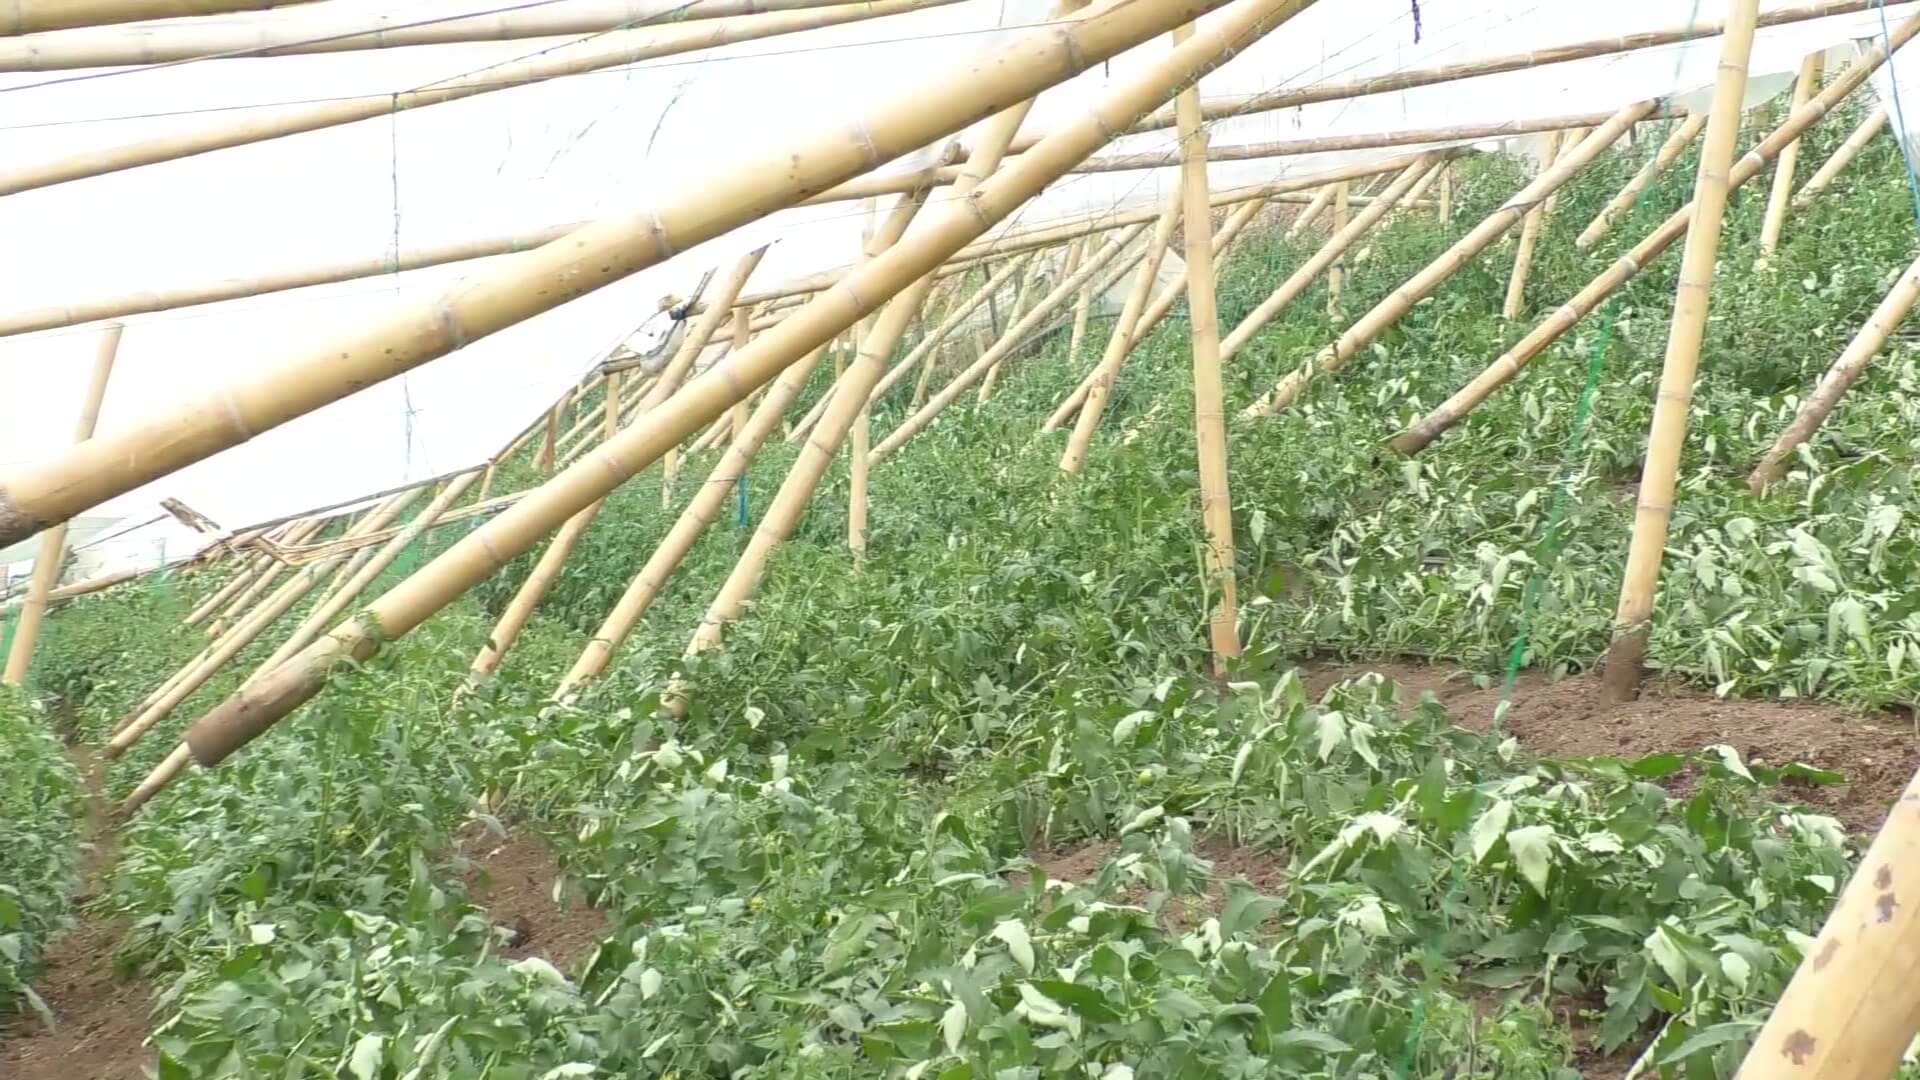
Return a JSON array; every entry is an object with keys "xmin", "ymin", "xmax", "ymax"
[
  {"xmin": 0, "ymin": 0, "xmax": 314, "ymax": 35},
  {"xmin": 148, "ymin": 0, "xmax": 1303, "ymax": 785},
  {"xmin": 1795, "ymin": 104, "xmax": 1888, "ymax": 205},
  {"xmin": 1749, "ymin": 251, "xmax": 1920, "ymax": 492},
  {"xmin": 1502, "ymin": 129, "xmax": 1565, "ymax": 320},
  {"xmin": 1242, "ymin": 101, "xmax": 1652, "ymax": 417},
  {"xmin": 1577, "ymin": 112, "xmax": 1707, "ymax": 250},
  {"xmin": 1598, "ymin": 0, "xmax": 1758, "ymax": 703},
  {"xmin": 1389, "ymin": 28, "xmax": 1915, "ymax": 456},
  {"xmin": 0, "ymin": 0, "xmax": 877, "ymax": 67},
  {"xmin": 1, "ymin": 324, "xmax": 121, "ymax": 687},
  {"xmin": 1760, "ymin": 51, "xmax": 1825, "ymax": 256}
]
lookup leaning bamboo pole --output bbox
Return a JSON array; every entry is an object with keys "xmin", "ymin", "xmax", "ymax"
[
  {"xmin": 1068, "ymin": 247, "xmax": 1097, "ymax": 361},
  {"xmin": 204, "ymin": 519, "xmax": 327, "ymax": 637},
  {"xmin": 1759, "ymin": 51, "xmax": 1825, "ymax": 257},
  {"xmin": 977, "ymin": 262, "xmax": 1041, "ymax": 402},
  {"xmin": 184, "ymin": 552, "xmax": 268, "ymax": 627},
  {"xmin": 1541, "ymin": 127, "xmax": 1585, "ymax": 216},
  {"xmin": 1325, "ymin": 181, "xmax": 1350, "ymax": 314},
  {"xmin": 0, "ymin": 0, "xmax": 313, "ymax": 35},
  {"xmin": 1288, "ymin": 184, "xmax": 1336, "ymax": 237},
  {"xmin": 1796, "ymin": 104, "xmax": 1889, "ymax": 205},
  {"xmin": 1219, "ymin": 156, "xmax": 1443, "ymax": 362},
  {"xmin": 1243, "ymin": 100, "xmax": 1653, "ymax": 417},
  {"xmin": 1, "ymin": 324, "xmax": 121, "ymax": 687},
  {"xmin": 0, "ymin": 0, "xmax": 963, "ymax": 200},
  {"xmin": 555, "ymin": 344, "xmax": 833, "ymax": 698},
  {"xmin": 851, "ymin": 192, "xmax": 932, "ymax": 562},
  {"xmin": 1598, "ymin": 0, "xmax": 1758, "ymax": 704},
  {"xmin": 1732, "ymin": 767, "xmax": 1920, "ymax": 1080},
  {"xmin": 1576, "ymin": 112, "xmax": 1707, "ymax": 250},
  {"xmin": 1748, "ymin": 251, "xmax": 1920, "ymax": 492},
  {"xmin": 1503, "ymin": 130, "xmax": 1565, "ymax": 320},
  {"xmin": 844, "ymin": 254, "xmax": 1035, "ymax": 421},
  {"xmin": 1059, "ymin": 178, "xmax": 1186, "ymax": 473},
  {"xmin": 1173, "ymin": 33, "xmax": 1240, "ymax": 673},
  {"xmin": 1389, "ymin": 28, "xmax": 1916, "ymax": 456},
  {"xmin": 154, "ymin": 0, "xmax": 1321, "ymax": 788}
]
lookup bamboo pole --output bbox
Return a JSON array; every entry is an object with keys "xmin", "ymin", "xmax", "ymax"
[
  {"xmin": 536, "ymin": 404, "xmax": 560, "ymax": 474},
  {"xmin": 1390, "ymin": 29, "xmax": 1916, "ymax": 457},
  {"xmin": 851, "ymin": 192, "xmax": 932, "ymax": 563},
  {"xmin": 159, "ymin": 0, "xmax": 1322, "ymax": 784},
  {"xmin": 204, "ymin": 519, "xmax": 325, "ymax": 637},
  {"xmin": 1577, "ymin": 112, "xmax": 1707, "ymax": 250},
  {"xmin": 875, "ymin": 225, "xmax": 1148, "ymax": 461},
  {"xmin": 1503, "ymin": 130, "xmax": 1565, "ymax": 320},
  {"xmin": 555, "ymin": 344, "xmax": 832, "ymax": 697},
  {"xmin": 1288, "ymin": 184, "xmax": 1336, "ymax": 238},
  {"xmin": 1733, "ymin": 767, "xmax": 1920, "ymax": 1080},
  {"xmin": 1220, "ymin": 157, "xmax": 1443, "ymax": 362},
  {"xmin": 1059, "ymin": 178, "xmax": 1186, "ymax": 473},
  {"xmin": 185, "ymin": 553, "xmax": 265, "ymax": 626},
  {"xmin": 1068, "ymin": 246, "xmax": 1097, "ymax": 362},
  {"xmin": 841, "ymin": 254, "xmax": 1035, "ymax": 423},
  {"xmin": 1796, "ymin": 104, "xmax": 1888, "ymax": 205},
  {"xmin": 1325, "ymin": 181, "xmax": 1350, "ymax": 315},
  {"xmin": 1, "ymin": 324, "xmax": 121, "ymax": 687},
  {"xmin": 977, "ymin": 263, "xmax": 1041, "ymax": 402},
  {"xmin": 1173, "ymin": 31, "xmax": 1240, "ymax": 673},
  {"xmin": 0, "ymin": 0, "xmax": 963, "ymax": 200},
  {"xmin": 1243, "ymin": 101, "xmax": 1653, "ymax": 417},
  {"xmin": 1598, "ymin": 0, "xmax": 1759, "ymax": 704},
  {"xmin": 0, "ymin": 0, "xmax": 313, "ymax": 35},
  {"xmin": 1749, "ymin": 252, "xmax": 1920, "ymax": 492},
  {"xmin": 1541, "ymin": 127, "xmax": 1585, "ymax": 217},
  {"xmin": 1437, "ymin": 164, "xmax": 1452, "ymax": 225},
  {"xmin": 1760, "ymin": 51, "xmax": 1826, "ymax": 257}
]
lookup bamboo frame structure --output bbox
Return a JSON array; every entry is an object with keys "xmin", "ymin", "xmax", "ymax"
[
  {"xmin": 976, "ymin": 262, "xmax": 1041, "ymax": 402},
  {"xmin": 1, "ymin": 324, "xmax": 121, "ymax": 687},
  {"xmin": 1796, "ymin": 104, "xmax": 1888, "ymax": 206},
  {"xmin": 156, "ymin": 0, "xmax": 1323, "ymax": 784},
  {"xmin": 1748, "ymin": 251, "xmax": 1920, "ymax": 492},
  {"xmin": 1502, "ymin": 130, "xmax": 1564, "ymax": 320},
  {"xmin": 0, "ymin": 0, "xmax": 963, "ymax": 200},
  {"xmin": 1598, "ymin": 0, "xmax": 1759, "ymax": 704},
  {"xmin": 1388, "ymin": 25, "xmax": 1918, "ymax": 456},
  {"xmin": 1287, "ymin": 184, "xmax": 1336, "ymax": 237},
  {"xmin": 1325, "ymin": 181, "xmax": 1350, "ymax": 314},
  {"xmin": 1243, "ymin": 102, "xmax": 1652, "ymax": 416},
  {"xmin": 840, "ymin": 254, "xmax": 1034, "ymax": 423},
  {"xmin": 0, "ymin": 0, "xmax": 313, "ymax": 35},
  {"xmin": 1576, "ymin": 112, "xmax": 1707, "ymax": 250},
  {"xmin": 1541, "ymin": 127, "xmax": 1584, "ymax": 216},
  {"xmin": 1760, "ymin": 51, "xmax": 1826, "ymax": 257}
]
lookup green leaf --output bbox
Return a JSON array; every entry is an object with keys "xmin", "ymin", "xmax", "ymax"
[
  {"xmin": 992, "ymin": 920, "xmax": 1035, "ymax": 974},
  {"xmin": 1270, "ymin": 1030, "xmax": 1350, "ymax": 1054},
  {"xmin": 1257, "ymin": 968, "xmax": 1292, "ymax": 1034},
  {"xmin": 942, "ymin": 1001, "xmax": 967, "ymax": 1054},
  {"xmin": 1506, "ymin": 825, "xmax": 1554, "ymax": 895},
  {"xmin": 1657, "ymin": 1021, "xmax": 1761, "ymax": 1066},
  {"xmin": 347, "ymin": 1035, "xmax": 385, "ymax": 1080},
  {"xmin": 1034, "ymin": 979, "xmax": 1120, "ymax": 1022},
  {"xmin": 823, "ymin": 912, "xmax": 882, "ymax": 975},
  {"xmin": 1469, "ymin": 798, "xmax": 1513, "ymax": 864},
  {"xmin": 1315, "ymin": 711, "xmax": 1346, "ymax": 761},
  {"xmin": 1625, "ymin": 753, "xmax": 1687, "ymax": 779}
]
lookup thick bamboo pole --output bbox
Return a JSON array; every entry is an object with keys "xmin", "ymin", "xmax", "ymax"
[
  {"xmin": 1576, "ymin": 112, "xmax": 1707, "ymax": 250},
  {"xmin": 1390, "ymin": 29, "xmax": 1916, "ymax": 456},
  {"xmin": 555, "ymin": 344, "xmax": 832, "ymax": 697},
  {"xmin": 164, "ymin": 0, "xmax": 1320, "ymax": 781},
  {"xmin": 1288, "ymin": 184, "xmax": 1336, "ymax": 237},
  {"xmin": 0, "ymin": 0, "xmax": 311, "ymax": 35},
  {"xmin": 0, "ymin": 0, "xmax": 962, "ymax": 200},
  {"xmin": 1, "ymin": 0, "xmax": 1227, "ymax": 552},
  {"xmin": 1795, "ymin": 104, "xmax": 1888, "ymax": 205},
  {"xmin": 1760, "ymin": 51, "xmax": 1825, "ymax": 257},
  {"xmin": 1325, "ymin": 181, "xmax": 1350, "ymax": 314},
  {"xmin": 1749, "ymin": 252, "xmax": 1920, "ymax": 492},
  {"xmin": 1, "ymin": 324, "xmax": 121, "ymax": 687},
  {"xmin": 0, "ymin": 0, "xmax": 874, "ymax": 67},
  {"xmin": 875, "ymin": 226, "xmax": 1148, "ymax": 460},
  {"xmin": 1220, "ymin": 157, "xmax": 1442, "ymax": 362},
  {"xmin": 1243, "ymin": 101, "xmax": 1653, "ymax": 417},
  {"xmin": 1733, "ymin": 768, "xmax": 1920, "ymax": 1080},
  {"xmin": 1503, "ymin": 130, "xmax": 1564, "ymax": 320},
  {"xmin": 846, "ymin": 254, "xmax": 1035, "ymax": 420},
  {"xmin": 1059, "ymin": 179, "xmax": 1186, "ymax": 473},
  {"xmin": 1174, "ymin": 33, "xmax": 1240, "ymax": 672},
  {"xmin": 1598, "ymin": 0, "xmax": 1759, "ymax": 704}
]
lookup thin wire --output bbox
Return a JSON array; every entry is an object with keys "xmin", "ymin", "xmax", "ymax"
[{"xmin": 1875, "ymin": 0, "xmax": 1920, "ymax": 221}]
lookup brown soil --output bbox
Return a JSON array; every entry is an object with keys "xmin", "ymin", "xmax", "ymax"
[
  {"xmin": 1301, "ymin": 661, "xmax": 1920, "ymax": 834},
  {"xmin": 1022, "ymin": 835, "xmax": 1287, "ymax": 932},
  {"xmin": 459, "ymin": 826, "xmax": 607, "ymax": 975},
  {"xmin": 0, "ymin": 746, "xmax": 153, "ymax": 1080}
]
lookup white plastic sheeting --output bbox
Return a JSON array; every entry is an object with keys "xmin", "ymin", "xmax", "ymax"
[{"xmin": 2, "ymin": 0, "xmax": 1915, "ymax": 582}]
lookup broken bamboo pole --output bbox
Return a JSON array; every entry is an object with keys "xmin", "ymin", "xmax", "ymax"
[
  {"xmin": 1389, "ymin": 29, "xmax": 1916, "ymax": 456},
  {"xmin": 1, "ymin": 323, "xmax": 121, "ymax": 687},
  {"xmin": 1577, "ymin": 112, "xmax": 1707, "ymax": 250},
  {"xmin": 1795, "ymin": 103, "xmax": 1888, "ymax": 206},
  {"xmin": 1243, "ymin": 100, "xmax": 1654, "ymax": 417},
  {"xmin": 1598, "ymin": 0, "xmax": 1759, "ymax": 704},
  {"xmin": 1503, "ymin": 130, "xmax": 1565, "ymax": 320},
  {"xmin": 1760, "ymin": 51, "xmax": 1826, "ymax": 257}
]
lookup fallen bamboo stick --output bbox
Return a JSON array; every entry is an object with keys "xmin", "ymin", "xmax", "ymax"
[
  {"xmin": 1243, "ymin": 100, "xmax": 1653, "ymax": 417},
  {"xmin": 1576, "ymin": 112, "xmax": 1707, "ymax": 250},
  {"xmin": 1795, "ymin": 104, "xmax": 1888, "ymax": 205},
  {"xmin": 1760, "ymin": 51, "xmax": 1826, "ymax": 256}
]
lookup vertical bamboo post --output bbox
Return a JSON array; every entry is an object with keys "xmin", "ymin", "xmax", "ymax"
[
  {"xmin": 1059, "ymin": 175, "xmax": 1185, "ymax": 473},
  {"xmin": 1578, "ymin": 112, "xmax": 1707, "ymax": 249},
  {"xmin": 1436, "ymin": 163, "xmax": 1452, "ymax": 225},
  {"xmin": 1325, "ymin": 181, "xmax": 1349, "ymax": 314},
  {"xmin": 1796, "ymin": 103, "xmax": 1886, "ymax": 206},
  {"xmin": 1503, "ymin": 130, "xmax": 1563, "ymax": 320},
  {"xmin": 977, "ymin": 263, "xmax": 1040, "ymax": 402},
  {"xmin": 1174, "ymin": 28, "xmax": 1240, "ymax": 673},
  {"xmin": 1749, "ymin": 251, "xmax": 1920, "ymax": 492},
  {"xmin": 537, "ymin": 404, "xmax": 560, "ymax": 474},
  {"xmin": 1, "ymin": 323, "xmax": 121, "ymax": 687},
  {"xmin": 1599, "ymin": 0, "xmax": 1759, "ymax": 704},
  {"xmin": 1760, "ymin": 51, "xmax": 1825, "ymax": 257},
  {"xmin": 729, "ymin": 309, "xmax": 752, "ymax": 437},
  {"xmin": 850, "ymin": 189, "xmax": 932, "ymax": 564},
  {"xmin": 1288, "ymin": 184, "xmax": 1335, "ymax": 238}
]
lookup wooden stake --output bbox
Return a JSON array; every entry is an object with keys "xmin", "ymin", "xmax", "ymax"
[
  {"xmin": 1796, "ymin": 103, "xmax": 1887, "ymax": 206},
  {"xmin": 1598, "ymin": 0, "xmax": 1759, "ymax": 704},
  {"xmin": 1749, "ymin": 252, "xmax": 1920, "ymax": 492},
  {"xmin": 1577, "ymin": 112, "xmax": 1707, "ymax": 250},
  {"xmin": 1243, "ymin": 101, "xmax": 1653, "ymax": 417},
  {"xmin": 1760, "ymin": 51, "xmax": 1826, "ymax": 257},
  {"xmin": 1503, "ymin": 130, "xmax": 1565, "ymax": 320},
  {"xmin": 1, "ymin": 323, "xmax": 121, "ymax": 687}
]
